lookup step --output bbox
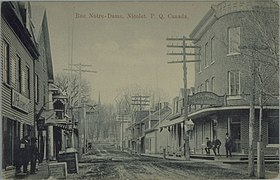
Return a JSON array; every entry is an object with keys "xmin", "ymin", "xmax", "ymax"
[{"xmin": 223, "ymin": 160, "xmax": 279, "ymax": 164}]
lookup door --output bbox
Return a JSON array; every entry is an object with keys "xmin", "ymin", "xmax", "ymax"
[{"xmin": 230, "ymin": 122, "xmax": 241, "ymax": 152}]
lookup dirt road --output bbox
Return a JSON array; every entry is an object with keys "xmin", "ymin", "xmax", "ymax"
[
  {"xmin": 68, "ymin": 144, "xmax": 276, "ymax": 180},
  {"xmin": 67, "ymin": 145, "xmax": 280, "ymax": 180}
]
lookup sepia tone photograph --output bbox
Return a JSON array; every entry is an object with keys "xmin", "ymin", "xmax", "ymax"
[{"xmin": 1, "ymin": 0, "xmax": 279, "ymax": 179}]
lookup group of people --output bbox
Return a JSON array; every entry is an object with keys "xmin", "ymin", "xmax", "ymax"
[
  {"xmin": 14, "ymin": 135, "xmax": 39, "ymax": 175},
  {"xmin": 204, "ymin": 133, "xmax": 233, "ymax": 157}
]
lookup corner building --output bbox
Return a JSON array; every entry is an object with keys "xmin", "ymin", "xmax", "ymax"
[{"xmin": 188, "ymin": 0, "xmax": 279, "ymax": 155}]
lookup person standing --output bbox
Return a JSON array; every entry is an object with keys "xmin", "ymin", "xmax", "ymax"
[
  {"xmin": 14, "ymin": 138, "xmax": 22, "ymax": 174},
  {"xmin": 225, "ymin": 133, "xmax": 233, "ymax": 157},
  {"xmin": 204, "ymin": 137, "xmax": 212, "ymax": 155},
  {"xmin": 22, "ymin": 136, "xmax": 31, "ymax": 173},
  {"xmin": 212, "ymin": 137, "xmax": 222, "ymax": 156},
  {"xmin": 30, "ymin": 137, "xmax": 39, "ymax": 174}
]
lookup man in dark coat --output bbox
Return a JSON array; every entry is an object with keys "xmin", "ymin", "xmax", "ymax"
[
  {"xmin": 212, "ymin": 137, "xmax": 222, "ymax": 156},
  {"xmin": 225, "ymin": 133, "xmax": 233, "ymax": 157},
  {"xmin": 204, "ymin": 137, "xmax": 212, "ymax": 155},
  {"xmin": 14, "ymin": 138, "xmax": 22, "ymax": 174},
  {"xmin": 22, "ymin": 135, "xmax": 31, "ymax": 173},
  {"xmin": 30, "ymin": 137, "xmax": 39, "ymax": 174}
]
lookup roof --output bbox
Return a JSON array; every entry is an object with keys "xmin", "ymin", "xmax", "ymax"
[
  {"xmin": 31, "ymin": 4, "xmax": 54, "ymax": 82},
  {"xmin": 30, "ymin": 5, "xmax": 46, "ymax": 42}
]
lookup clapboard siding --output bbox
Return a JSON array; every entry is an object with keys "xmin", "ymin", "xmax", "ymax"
[{"xmin": 1, "ymin": 17, "xmax": 35, "ymax": 126}]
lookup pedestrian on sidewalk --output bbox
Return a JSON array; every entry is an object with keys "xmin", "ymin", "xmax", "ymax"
[
  {"xmin": 225, "ymin": 133, "xmax": 233, "ymax": 158},
  {"xmin": 14, "ymin": 138, "xmax": 22, "ymax": 174},
  {"xmin": 212, "ymin": 137, "xmax": 221, "ymax": 156},
  {"xmin": 30, "ymin": 137, "xmax": 39, "ymax": 174},
  {"xmin": 204, "ymin": 137, "xmax": 212, "ymax": 155},
  {"xmin": 22, "ymin": 135, "xmax": 31, "ymax": 173}
]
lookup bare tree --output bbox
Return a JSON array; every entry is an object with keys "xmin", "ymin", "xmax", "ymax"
[{"xmin": 54, "ymin": 72, "xmax": 92, "ymax": 107}]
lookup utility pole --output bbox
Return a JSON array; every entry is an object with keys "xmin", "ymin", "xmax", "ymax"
[
  {"xmin": 166, "ymin": 36, "xmax": 200, "ymax": 161},
  {"xmin": 116, "ymin": 114, "xmax": 130, "ymax": 151},
  {"xmin": 64, "ymin": 63, "xmax": 97, "ymax": 156},
  {"xmin": 131, "ymin": 95, "xmax": 150, "ymax": 154}
]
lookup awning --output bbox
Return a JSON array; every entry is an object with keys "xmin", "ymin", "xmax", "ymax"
[{"xmin": 160, "ymin": 116, "xmax": 193, "ymax": 128}]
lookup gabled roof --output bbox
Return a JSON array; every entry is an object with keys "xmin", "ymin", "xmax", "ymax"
[
  {"xmin": 31, "ymin": 4, "xmax": 54, "ymax": 82},
  {"xmin": 31, "ymin": 5, "xmax": 45, "ymax": 42}
]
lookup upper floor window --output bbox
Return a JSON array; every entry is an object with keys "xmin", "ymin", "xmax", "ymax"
[
  {"xmin": 204, "ymin": 42, "xmax": 209, "ymax": 67},
  {"xmin": 228, "ymin": 27, "xmax": 240, "ymax": 54},
  {"xmin": 228, "ymin": 71, "xmax": 241, "ymax": 95},
  {"xmin": 16, "ymin": 55, "xmax": 22, "ymax": 93},
  {"xmin": 197, "ymin": 52, "xmax": 201, "ymax": 73},
  {"xmin": 211, "ymin": 77, "xmax": 215, "ymax": 92},
  {"xmin": 205, "ymin": 80, "xmax": 209, "ymax": 91},
  {"xmin": 35, "ymin": 74, "xmax": 39, "ymax": 103},
  {"xmin": 26, "ymin": 66, "xmax": 30, "ymax": 98},
  {"xmin": 210, "ymin": 36, "xmax": 215, "ymax": 63},
  {"xmin": 3, "ymin": 40, "xmax": 10, "ymax": 84}
]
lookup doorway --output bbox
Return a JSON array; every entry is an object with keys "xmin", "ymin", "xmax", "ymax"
[{"xmin": 230, "ymin": 118, "xmax": 241, "ymax": 153}]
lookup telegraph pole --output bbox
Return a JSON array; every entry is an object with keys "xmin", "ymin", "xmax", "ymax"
[
  {"xmin": 166, "ymin": 36, "xmax": 200, "ymax": 161},
  {"xmin": 116, "ymin": 114, "xmax": 130, "ymax": 151},
  {"xmin": 64, "ymin": 63, "xmax": 97, "ymax": 156},
  {"xmin": 131, "ymin": 95, "xmax": 150, "ymax": 154}
]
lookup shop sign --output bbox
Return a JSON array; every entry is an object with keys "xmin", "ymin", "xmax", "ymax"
[
  {"xmin": 57, "ymin": 152, "xmax": 79, "ymax": 173},
  {"xmin": 188, "ymin": 92, "xmax": 224, "ymax": 106},
  {"xmin": 11, "ymin": 89, "xmax": 31, "ymax": 113},
  {"xmin": 48, "ymin": 162, "xmax": 67, "ymax": 179}
]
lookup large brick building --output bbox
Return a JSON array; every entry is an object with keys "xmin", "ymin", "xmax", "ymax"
[
  {"xmin": 188, "ymin": 0, "xmax": 279, "ymax": 155},
  {"xmin": 158, "ymin": 0, "xmax": 279, "ymax": 157}
]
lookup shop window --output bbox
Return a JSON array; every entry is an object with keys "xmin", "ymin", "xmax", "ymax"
[
  {"xmin": 268, "ymin": 118, "xmax": 279, "ymax": 144},
  {"xmin": 2, "ymin": 118, "xmax": 16, "ymax": 168}
]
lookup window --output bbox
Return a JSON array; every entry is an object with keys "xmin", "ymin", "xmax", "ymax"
[
  {"xmin": 35, "ymin": 74, "xmax": 39, "ymax": 102},
  {"xmin": 205, "ymin": 80, "xmax": 209, "ymax": 91},
  {"xmin": 198, "ymin": 53, "xmax": 201, "ymax": 72},
  {"xmin": 268, "ymin": 117, "xmax": 279, "ymax": 144},
  {"xmin": 43, "ymin": 85, "xmax": 46, "ymax": 105},
  {"xmin": 26, "ymin": 66, "xmax": 30, "ymax": 98},
  {"xmin": 228, "ymin": 71, "xmax": 241, "ymax": 95},
  {"xmin": 228, "ymin": 27, "xmax": 240, "ymax": 54},
  {"xmin": 3, "ymin": 40, "xmax": 10, "ymax": 84},
  {"xmin": 211, "ymin": 77, "xmax": 215, "ymax": 92},
  {"xmin": 204, "ymin": 42, "xmax": 208, "ymax": 67},
  {"xmin": 210, "ymin": 36, "xmax": 215, "ymax": 63},
  {"xmin": 16, "ymin": 55, "xmax": 22, "ymax": 93}
]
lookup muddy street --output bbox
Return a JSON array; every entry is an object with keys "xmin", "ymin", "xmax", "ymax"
[{"xmin": 68, "ymin": 144, "xmax": 250, "ymax": 180}]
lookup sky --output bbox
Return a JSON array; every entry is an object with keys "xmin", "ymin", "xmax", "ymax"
[{"xmin": 32, "ymin": 1, "xmax": 218, "ymax": 104}]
